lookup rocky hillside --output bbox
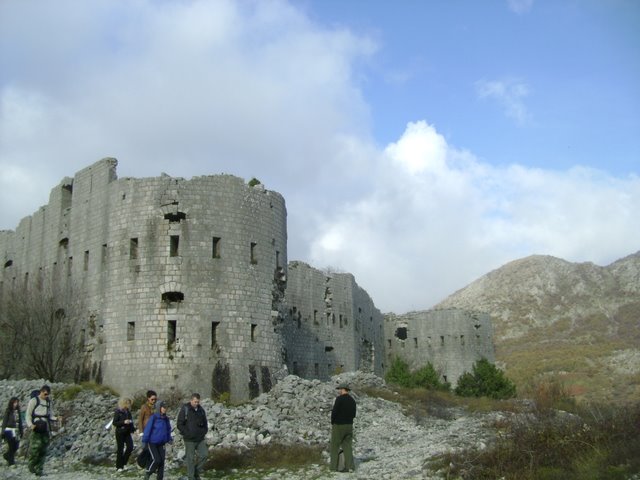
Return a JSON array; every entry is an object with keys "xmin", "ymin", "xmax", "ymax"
[
  {"xmin": 0, "ymin": 374, "xmax": 496, "ymax": 480},
  {"xmin": 436, "ymin": 251, "xmax": 640, "ymax": 403}
]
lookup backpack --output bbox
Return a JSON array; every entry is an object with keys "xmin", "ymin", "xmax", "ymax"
[{"xmin": 29, "ymin": 390, "xmax": 52, "ymax": 434}]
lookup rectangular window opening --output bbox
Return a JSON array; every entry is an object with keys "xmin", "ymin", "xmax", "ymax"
[
  {"xmin": 130, "ymin": 238, "xmax": 138, "ymax": 259},
  {"xmin": 414, "ymin": 337, "xmax": 418, "ymax": 348},
  {"xmin": 127, "ymin": 321, "xmax": 135, "ymax": 341},
  {"xmin": 170, "ymin": 235, "xmax": 179, "ymax": 257},
  {"xmin": 212, "ymin": 237, "xmax": 221, "ymax": 258},
  {"xmin": 84, "ymin": 250, "xmax": 89, "ymax": 271},
  {"xmin": 101, "ymin": 244, "xmax": 107, "ymax": 266},
  {"xmin": 251, "ymin": 323, "xmax": 257, "ymax": 342},
  {"xmin": 168, "ymin": 320, "xmax": 177, "ymax": 348},
  {"xmin": 212, "ymin": 321, "xmax": 220, "ymax": 347},
  {"xmin": 250, "ymin": 242, "xmax": 258, "ymax": 264}
]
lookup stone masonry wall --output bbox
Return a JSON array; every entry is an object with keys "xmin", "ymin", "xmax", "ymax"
[
  {"xmin": 282, "ymin": 261, "xmax": 385, "ymax": 379},
  {"xmin": 1, "ymin": 158, "xmax": 288, "ymax": 402},
  {"xmin": 384, "ymin": 309, "xmax": 495, "ymax": 386}
]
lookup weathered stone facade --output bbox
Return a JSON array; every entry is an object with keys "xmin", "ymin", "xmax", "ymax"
[
  {"xmin": 0, "ymin": 159, "xmax": 494, "ymax": 399},
  {"xmin": 282, "ymin": 261, "xmax": 384, "ymax": 379},
  {"xmin": 384, "ymin": 309, "xmax": 495, "ymax": 385},
  {"xmin": 0, "ymin": 159, "xmax": 288, "ymax": 401}
]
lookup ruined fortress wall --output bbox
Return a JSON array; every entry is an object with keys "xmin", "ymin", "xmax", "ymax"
[
  {"xmin": 283, "ymin": 262, "xmax": 384, "ymax": 379},
  {"xmin": 384, "ymin": 309, "xmax": 495, "ymax": 386},
  {"xmin": 1, "ymin": 159, "xmax": 288, "ymax": 401}
]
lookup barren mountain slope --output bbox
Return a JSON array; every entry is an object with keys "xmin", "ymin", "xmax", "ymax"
[{"xmin": 436, "ymin": 251, "xmax": 640, "ymax": 403}]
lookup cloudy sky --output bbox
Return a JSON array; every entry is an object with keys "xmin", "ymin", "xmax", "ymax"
[{"xmin": 1, "ymin": 0, "xmax": 638, "ymax": 313}]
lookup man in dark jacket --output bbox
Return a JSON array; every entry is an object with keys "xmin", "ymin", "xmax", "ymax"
[
  {"xmin": 330, "ymin": 384, "xmax": 357, "ymax": 472},
  {"xmin": 177, "ymin": 393, "xmax": 208, "ymax": 480}
]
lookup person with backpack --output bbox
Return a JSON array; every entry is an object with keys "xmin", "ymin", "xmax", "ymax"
[
  {"xmin": 177, "ymin": 393, "xmax": 209, "ymax": 480},
  {"xmin": 25, "ymin": 385, "xmax": 58, "ymax": 476},
  {"xmin": 2, "ymin": 397, "xmax": 24, "ymax": 466},
  {"xmin": 113, "ymin": 397, "xmax": 135, "ymax": 472},
  {"xmin": 142, "ymin": 400, "xmax": 172, "ymax": 480}
]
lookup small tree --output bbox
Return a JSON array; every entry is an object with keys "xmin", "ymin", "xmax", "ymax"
[
  {"xmin": 0, "ymin": 280, "xmax": 84, "ymax": 382},
  {"xmin": 454, "ymin": 358, "xmax": 516, "ymax": 399}
]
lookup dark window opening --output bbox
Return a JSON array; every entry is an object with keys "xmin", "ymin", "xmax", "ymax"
[
  {"xmin": 250, "ymin": 242, "xmax": 257, "ymax": 264},
  {"xmin": 212, "ymin": 321, "xmax": 220, "ymax": 347},
  {"xmin": 339, "ymin": 314, "xmax": 343, "ymax": 328},
  {"xmin": 164, "ymin": 211, "xmax": 186, "ymax": 222},
  {"xmin": 84, "ymin": 250, "xmax": 89, "ymax": 271},
  {"xmin": 414, "ymin": 338, "xmax": 418, "ymax": 348},
  {"xmin": 101, "ymin": 244, "xmax": 107, "ymax": 266},
  {"xmin": 130, "ymin": 238, "xmax": 138, "ymax": 259},
  {"xmin": 314, "ymin": 363, "xmax": 319, "ymax": 376},
  {"xmin": 440, "ymin": 336, "xmax": 445, "ymax": 346},
  {"xmin": 162, "ymin": 291, "xmax": 184, "ymax": 303},
  {"xmin": 168, "ymin": 320, "xmax": 177, "ymax": 348},
  {"xmin": 325, "ymin": 346, "xmax": 334, "ymax": 352},
  {"xmin": 67, "ymin": 257, "xmax": 73, "ymax": 276},
  {"xmin": 59, "ymin": 237, "xmax": 69, "ymax": 249},
  {"xmin": 212, "ymin": 237, "xmax": 221, "ymax": 258},
  {"xmin": 395, "ymin": 327, "xmax": 407, "ymax": 340},
  {"xmin": 276, "ymin": 250, "xmax": 280, "ymax": 267},
  {"xmin": 251, "ymin": 323, "xmax": 257, "ymax": 342},
  {"xmin": 4, "ymin": 260, "xmax": 13, "ymax": 268},
  {"xmin": 127, "ymin": 322, "xmax": 135, "ymax": 341},
  {"xmin": 313, "ymin": 310, "xmax": 318, "ymax": 325},
  {"xmin": 293, "ymin": 361, "xmax": 299, "ymax": 375},
  {"xmin": 170, "ymin": 235, "xmax": 179, "ymax": 257},
  {"xmin": 460, "ymin": 335, "xmax": 465, "ymax": 345},
  {"xmin": 387, "ymin": 339, "xmax": 392, "ymax": 348}
]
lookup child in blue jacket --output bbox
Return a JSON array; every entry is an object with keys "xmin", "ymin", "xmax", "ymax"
[{"xmin": 142, "ymin": 400, "xmax": 172, "ymax": 480}]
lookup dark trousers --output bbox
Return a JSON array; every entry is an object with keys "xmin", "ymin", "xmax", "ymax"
[
  {"xmin": 3, "ymin": 434, "xmax": 19, "ymax": 465},
  {"xmin": 330, "ymin": 423, "xmax": 354, "ymax": 472},
  {"xmin": 115, "ymin": 431, "xmax": 133, "ymax": 469},
  {"xmin": 147, "ymin": 443, "xmax": 166, "ymax": 480}
]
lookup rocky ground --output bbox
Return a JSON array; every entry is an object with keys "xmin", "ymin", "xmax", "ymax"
[{"xmin": 0, "ymin": 373, "xmax": 497, "ymax": 479}]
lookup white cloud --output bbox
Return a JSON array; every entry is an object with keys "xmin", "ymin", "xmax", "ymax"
[
  {"xmin": 310, "ymin": 122, "xmax": 640, "ymax": 312},
  {"xmin": 476, "ymin": 78, "xmax": 531, "ymax": 125}
]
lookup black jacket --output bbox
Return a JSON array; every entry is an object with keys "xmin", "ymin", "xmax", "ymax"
[
  {"xmin": 177, "ymin": 403, "xmax": 208, "ymax": 442},
  {"xmin": 113, "ymin": 408, "xmax": 135, "ymax": 435},
  {"xmin": 331, "ymin": 393, "xmax": 356, "ymax": 425},
  {"xmin": 2, "ymin": 407, "xmax": 23, "ymax": 439}
]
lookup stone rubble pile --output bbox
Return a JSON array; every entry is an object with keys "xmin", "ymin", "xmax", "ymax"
[{"xmin": 0, "ymin": 372, "xmax": 496, "ymax": 479}]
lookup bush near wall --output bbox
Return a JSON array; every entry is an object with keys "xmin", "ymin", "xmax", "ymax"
[
  {"xmin": 385, "ymin": 357, "xmax": 450, "ymax": 391},
  {"xmin": 455, "ymin": 358, "xmax": 516, "ymax": 400}
]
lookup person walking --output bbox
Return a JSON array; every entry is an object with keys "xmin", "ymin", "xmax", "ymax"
[
  {"xmin": 177, "ymin": 393, "xmax": 208, "ymax": 480},
  {"xmin": 330, "ymin": 383, "xmax": 357, "ymax": 472},
  {"xmin": 138, "ymin": 390, "xmax": 157, "ymax": 436},
  {"xmin": 142, "ymin": 400, "xmax": 172, "ymax": 480},
  {"xmin": 25, "ymin": 385, "xmax": 59, "ymax": 477},
  {"xmin": 113, "ymin": 397, "xmax": 135, "ymax": 472},
  {"xmin": 2, "ymin": 397, "xmax": 23, "ymax": 466}
]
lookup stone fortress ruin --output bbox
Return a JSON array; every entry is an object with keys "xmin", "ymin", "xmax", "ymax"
[{"xmin": 0, "ymin": 159, "xmax": 494, "ymax": 400}]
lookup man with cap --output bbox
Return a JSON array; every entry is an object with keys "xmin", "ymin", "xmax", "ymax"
[{"xmin": 330, "ymin": 383, "xmax": 357, "ymax": 472}]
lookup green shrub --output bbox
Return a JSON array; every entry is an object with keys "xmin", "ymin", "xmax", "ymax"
[
  {"xmin": 248, "ymin": 177, "xmax": 261, "ymax": 187},
  {"xmin": 455, "ymin": 358, "xmax": 516, "ymax": 399},
  {"xmin": 385, "ymin": 357, "xmax": 449, "ymax": 390}
]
